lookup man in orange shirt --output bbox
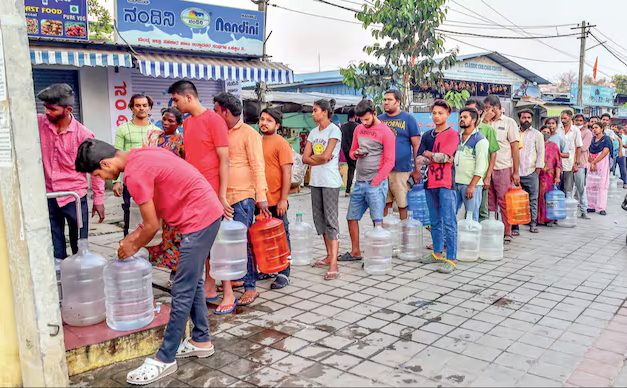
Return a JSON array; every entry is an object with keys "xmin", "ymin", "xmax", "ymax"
[
  {"xmin": 168, "ymin": 80, "xmax": 233, "ymax": 304},
  {"xmin": 214, "ymin": 92, "xmax": 269, "ymax": 313},
  {"xmin": 258, "ymin": 107, "xmax": 293, "ymax": 289}
]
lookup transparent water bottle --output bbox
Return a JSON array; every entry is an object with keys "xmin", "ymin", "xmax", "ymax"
[
  {"xmin": 364, "ymin": 219, "xmax": 393, "ymax": 275},
  {"xmin": 479, "ymin": 212, "xmax": 504, "ymax": 261},
  {"xmin": 407, "ymin": 183, "xmax": 430, "ymax": 226},
  {"xmin": 104, "ymin": 248, "xmax": 154, "ymax": 331},
  {"xmin": 457, "ymin": 211, "xmax": 482, "ymax": 262},
  {"xmin": 546, "ymin": 185, "xmax": 566, "ymax": 220},
  {"xmin": 399, "ymin": 210, "xmax": 423, "ymax": 261},
  {"xmin": 609, "ymin": 175, "xmax": 619, "ymax": 198},
  {"xmin": 561, "ymin": 193, "xmax": 578, "ymax": 228},
  {"xmin": 382, "ymin": 212, "xmax": 402, "ymax": 255},
  {"xmin": 291, "ymin": 213, "xmax": 313, "ymax": 266},
  {"xmin": 209, "ymin": 219, "xmax": 248, "ymax": 280},
  {"xmin": 60, "ymin": 239, "xmax": 107, "ymax": 326}
]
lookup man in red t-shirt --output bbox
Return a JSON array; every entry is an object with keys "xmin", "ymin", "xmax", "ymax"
[
  {"xmin": 75, "ymin": 139, "xmax": 222, "ymax": 385},
  {"xmin": 416, "ymin": 100, "xmax": 459, "ymax": 274},
  {"xmin": 168, "ymin": 80, "xmax": 233, "ymax": 303}
]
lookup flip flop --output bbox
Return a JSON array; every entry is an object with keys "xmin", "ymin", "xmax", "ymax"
[
  {"xmin": 205, "ymin": 296, "xmax": 220, "ymax": 303},
  {"xmin": 338, "ymin": 252, "xmax": 362, "ymax": 262},
  {"xmin": 217, "ymin": 283, "xmax": 244, "ymax": 292},
  {"xmin": 511, "ymin": 230, "xmax": 520, "ymax": 237},
  {"xmin": 214, "ymin": 300, "xmax": 238, "ymax": 315},
  {"xmin": 529, "ymin": 226, "xmax": 539, "ymax": 233},
  {"xmin": 176, "ymin": 337, "xmax": 215, "ymax": 359},
  {"xmin": 312, "ymin": 259, "xmax": 330, "ymax": 267},
  {"xmin": 324, "ymin": 271, "xmax": 339, "ymax": 280},
  {"xmin": 504, "ymin": 234, "xmax": 513, "ymax": 245},
  {"xmin": 238, "ymin": 291, "xmax": 260, "ymax": 306},
  {"xmin": 126, "ymin": 358, "xmax": 177, "ymax": 386}
]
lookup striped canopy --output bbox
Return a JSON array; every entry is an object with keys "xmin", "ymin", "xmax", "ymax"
[
  {"xmin": 134, "ymin": 53, "xmax": 293, "ymax": 84},
  {"xmin": 30, "ymin": 47, "xmax": 132, "ymax": 68}
]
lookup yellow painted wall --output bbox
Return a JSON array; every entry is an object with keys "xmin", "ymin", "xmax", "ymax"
[{"xmin": 0, "ymin": 191, "xmax": 21, "ymax": 387}]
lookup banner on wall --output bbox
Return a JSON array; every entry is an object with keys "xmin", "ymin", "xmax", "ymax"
[
  {"xmin": 108, "ymin": 67, "xmax": 134, "ymax": 143},
  {"xmin": 25, "ymin": 0, "xmax": 88, "ymax": 40},
  {"xmin": 412, "ymin": 112, "xmax": 459, "ymax": 134},
  {"xmin": 570, "ymin": 83, "xmax": 616, "ymax": 107},
  {"xmin": 116, "ymin": 0, "xmax": 264, "ymax": 56}
]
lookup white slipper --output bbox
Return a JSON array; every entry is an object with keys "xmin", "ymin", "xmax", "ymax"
[
  {"xmin": 126, "ymin": 358, "xmax": 177, "ymax": 385},
  {"xmin": 176, "ymin": 337, "xmax": 215, "ymax": 359}
]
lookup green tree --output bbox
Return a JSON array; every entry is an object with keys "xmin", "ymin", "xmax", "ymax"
[
  {"xmin": 613, "ymin": 74, "xmax": 627, "ymax": 95},
  {"xmin": 341, "ymin": 0, "xmax": 458, "ymax": 110},
  {"xmin": 88, "ymin": 0, "xmax": 114, "ymax": 41}
]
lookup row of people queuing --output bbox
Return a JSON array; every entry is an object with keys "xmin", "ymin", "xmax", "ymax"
[{"xmin": 36, "ymin": 80, "xmax": 616, "ymax": 384}]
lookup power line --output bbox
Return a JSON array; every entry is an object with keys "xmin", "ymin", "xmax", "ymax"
[
  {"xmin": 445, "ymin": 36, "xmax": 578, "ymax": 64},
  {"xmin": 445, "ymin": 19, "xmax": 578, "ymax": 29},
  {"xmin": 313, "ymin": 0, "xmax": 360, "ymax": 13},
  {"xmin": 592, "ymin": 28, "xmax": 627, "ymax": 62},
  {"xmin": 589, "ymin": 32, "xmax": 627, "ymax": 68},
  {"xmin": 269, "ymin": 3, "xmax": 362, "ymax": 25},
  {"xmin": 438, "ymin": 29, "xmax": 580, "ymax": 40}
]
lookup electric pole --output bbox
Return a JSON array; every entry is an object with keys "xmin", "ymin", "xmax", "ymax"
[
  {"xmin": 258, "ymin": 0, "xmax": 268, "ymax": 61},
  {"xmin": 572, "ymin": 21, "xmax": 595, "ymax": 107}
]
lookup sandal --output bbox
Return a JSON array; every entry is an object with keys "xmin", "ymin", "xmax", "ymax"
[
  {"xmin": 126, "ymin": 358, "xmax": 177, "ymax": 386},
  {"xmin": 529, "ymin": 226, "xmax": 539, "ymax": 233},
  {"xmin": 217, "ymin": 282, "xmax": 244, "ymax": 292},
  {"xmin": 214, "ymin": 300, "xmax": 238, "ymax": 315},
  {"xmin": 511, "ymin": 230, "xmax": 520, "ymax": 237},
  {"xmin": 504, "ymin": 234, "xmax": 512, "ymax": 244},
  {"xmin": 271, "ymin": 274, "xmax": 290, "ymax": 289},
  {"xmin": 312, "ymin": 259, "xmax": 330, "ymax": 267},
  {"xmin": 438, "ymin": 260, "xmax": 457, "ymax": 274},
  {"xmin": 324, "ymin": 271, "xmax": 339, "ymax": 280},
  {"xmin": 176, "ymin": 337, "xmax": 215, "ymax": 359},
  {"xmin": 421, "ymin": 252, "xmax": 442, "ymax": 264},
  {"xmin": 238, "ymin": 291, "xmax": 260, "ymax": 306},
  {"xmin": 338, "ymin": 252, "xmax": 362, "ymax": 262}
]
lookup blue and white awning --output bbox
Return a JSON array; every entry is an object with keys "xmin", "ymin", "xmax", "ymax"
[
  {"xmin": 135, "ymin": 53, "xmax": 293, "ymax": 84},
  {"xmin": 30, "ymin": 47, "xmax": 133, "ymax": 68}
]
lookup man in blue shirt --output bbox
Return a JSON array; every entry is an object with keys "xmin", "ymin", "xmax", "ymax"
[{"xmin": 379, "ymin": 89, "xmax": 420, "ymax": 220}]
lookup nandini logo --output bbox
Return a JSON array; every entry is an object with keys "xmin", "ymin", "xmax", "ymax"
[
  {"xmin": 215, "ymin": 17, "xmax": 259, "ymax": 36},
  {"xmin": 181, "ymin": 7, "xmax": 211, "ymax": 28}
]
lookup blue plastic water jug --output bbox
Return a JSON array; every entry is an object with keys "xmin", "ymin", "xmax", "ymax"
[
  {"xmin": 546, "ymin": 185, "xmax": 566, "ymax": 220},
  {"xmin": 407, "ymin": 183, "xmax": 430, "ymax": 226}
]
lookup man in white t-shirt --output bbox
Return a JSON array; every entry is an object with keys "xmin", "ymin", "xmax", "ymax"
[{"xmin": 560, "ymin": 110, "xmax": 583, "ymax": 196}]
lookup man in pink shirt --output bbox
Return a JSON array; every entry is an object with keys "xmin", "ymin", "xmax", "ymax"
[
  {"xmin": 37, "ymin": 83, "xmax": 105, "ymax": 259},
  {"xmin": 75, "ymin": 139, "xmax": 223, "ymax": 385},
  {"xmin": 339, "ymin": 99, "xmax": 396, "ymax": 262}
]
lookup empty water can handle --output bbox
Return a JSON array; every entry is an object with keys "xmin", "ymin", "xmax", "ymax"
[{"xmin": 46, "ymin": 191, "xmax": 82, "ymax": 233}]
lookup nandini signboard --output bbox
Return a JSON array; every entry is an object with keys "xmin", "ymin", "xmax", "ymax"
[{"xmin": 116, "ymin": 0, "xmax": 264, "ymax": 57}]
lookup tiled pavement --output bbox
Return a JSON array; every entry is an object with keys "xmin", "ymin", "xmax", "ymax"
[{"xmin": 71, "ymin": 188, "xmax": 627, "ymax": 387}]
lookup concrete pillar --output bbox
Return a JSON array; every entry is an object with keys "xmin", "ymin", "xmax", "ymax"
[{"xmin": 0, "ymin": 0, "xmax": 69, "ymax": 385}]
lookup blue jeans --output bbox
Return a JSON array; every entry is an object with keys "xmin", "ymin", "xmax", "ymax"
[
  {"xmin": 47, "ymin": 196, "xmax": 88, "ymax": 259},
  {"xmin": 156, "ymin": 219, "xmax": 220, "ymax": 362},
  {"xmin": 234, "ymin": 198, "xmax": 257, "ymax": 290},
  {"xmin": 346, "ymin": 180, "xmax": 388, "ymax": 221},
  {"xmin": 426, "ymin": 187, "xmax": 458, "ymax": 260},
  {"xmin": 455, "ymin": 184, "xmax": 482, "ymax": 221}
]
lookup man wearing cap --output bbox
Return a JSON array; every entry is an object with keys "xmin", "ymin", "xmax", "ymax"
[{"xmin": 37, "ymin": 83, "xmax": 106, "ymax": 259}]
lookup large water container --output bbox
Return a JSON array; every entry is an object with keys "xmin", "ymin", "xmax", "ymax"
[
  {"xmin": 60, "ymin": 239, "xmax": 107, "ymax": 326},
  {"xmin": 505, "ymin": 185, "xmax": 531, "ymax": 225},
  {"xmin": 561, "ymin": 193, "xmax": 578, "ymax": 228},
  {"xmin": 382, "ymin": 213, "xmax": 402, "ymax": 255},
  {"xmin": 364, "ymin": 220, "xmax": 393, "ymax": 275},
  {"xmin": 209, "ymin": 219, "xmax": 247, "ymax": 280},
  {"xmin": 479, "ymin": 212, "xmax": 504, "ymax": 261},
  {"xmin": 546, "ymin": 185, "xmax": 566, "ymax": 220},
  {"xmin": 399, "ymin": 210, "xmax": 423, "ymax": 261},
  {"xmin": 291, "ymin": 213, "xmax": 313, "ymax": 266},
  {"xmin": 458, "ymin": 211, "xmax": 482, "ymax": 262},
  {"xmin": 587, "ymin": 172, "xmax": 602, "ymax": 208},
  {"xmin": 250, "ymin": 215, "xmax": 290, "ymax": 274},
  {"xmin": 104, "ymin": 248, "xmax": 154, "ymax": 331},
  {"xmin": 407, "ymin": 183, "xmax": 430, "ymax": 226}
]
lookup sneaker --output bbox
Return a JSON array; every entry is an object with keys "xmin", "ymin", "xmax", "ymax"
[
  {"xmin": 600, "ymin": 210, "xmax": 607, "ymax": 215},
  {"xmin": 587, "ymin": 208, "xmax": 596, "ymax": 213},
  {"xmin": 420, "ymin": 253, "xmax": 442, "ymax": 264},
  {"xmin": 580, "ymin": 212, "xmax": 591, "ymax": 219},
  {"xmin": 438, "ymin": 260, "xmax": 457, "ymax": 274}
]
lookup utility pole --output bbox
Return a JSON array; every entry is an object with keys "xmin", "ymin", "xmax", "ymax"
[
  {"xmin": 0, "ymin": 0, "xmax": 68, "ymax": 386},
  {"xmin": 258, "ymin": 0, "xmax": 268, "ymax": 61},
  {"xmin": 576, "ymin": 21, "xmax": 587, "ymax": 107}
]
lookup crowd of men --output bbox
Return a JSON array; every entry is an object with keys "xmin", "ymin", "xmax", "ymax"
[{"xmin": 36, "ymin": 81, "xmax": 622, "ymax": 384}]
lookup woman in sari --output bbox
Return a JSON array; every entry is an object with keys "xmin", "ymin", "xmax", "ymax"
[
  {"xmin": 144, "ymin": 107, "xmax": 185, "ymax": 285},
  {"xmin": 587, "ymin": 122, "xmax": 612, "ymax": 215},
  {"xmin": 537, "ymin": 125, "xmax": 562, "ymax": 225}
]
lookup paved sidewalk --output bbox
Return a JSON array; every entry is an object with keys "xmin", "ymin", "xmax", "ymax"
[{"xmin": 72, "ymin": 187, "xmax": 627, "ymax": 387}]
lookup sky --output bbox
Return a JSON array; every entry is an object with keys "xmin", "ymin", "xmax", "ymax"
[{"xmin": 102, "ymin": 0, "xmax": 627, "ymax": 83}]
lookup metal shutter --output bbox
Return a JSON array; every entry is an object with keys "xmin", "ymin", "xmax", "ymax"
[
  {"xmin": 32, "ymin": 69, "xmax": 82, "ymax": 123},
  {"xmin": 130, "ymin": 70, "xmax": 224, "ymax": 126}
]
